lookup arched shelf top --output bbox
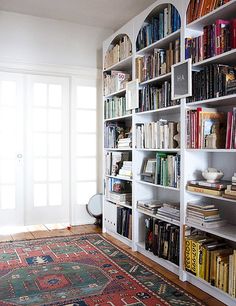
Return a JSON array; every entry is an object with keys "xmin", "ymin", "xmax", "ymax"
[
  {"xmin": 104, "ymin": 33, "xmax": 132, "ymax": 71},
  {"xmin": 136, "ymin": 3, "xmax": 181, "ymax": 52}
]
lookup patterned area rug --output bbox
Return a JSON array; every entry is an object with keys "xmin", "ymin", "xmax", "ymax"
[{"xmin": 0, "ymin": 234, "xmax": 204, "ymax": 306}]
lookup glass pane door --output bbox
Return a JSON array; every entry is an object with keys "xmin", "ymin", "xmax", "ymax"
[
  {"xmin": 0, "ymin": 73, "xmax": 24, "ymax": 226},
  {"xmin": 25, "ymin": 75, "xmax": 69, "ymax": 225}
]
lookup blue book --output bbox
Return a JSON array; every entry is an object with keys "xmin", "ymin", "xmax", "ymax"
[{"xmin": 159, "ymin": 12, "xmax": 164, "ymax": 39}]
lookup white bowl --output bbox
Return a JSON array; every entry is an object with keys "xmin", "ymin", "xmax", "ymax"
[{"xmin": 202, "ymin": 168, "xmax": 224, "ymax": 183}]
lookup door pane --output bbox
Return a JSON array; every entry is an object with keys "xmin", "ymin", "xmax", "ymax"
[
  {"xmin": 48, "ymin": 109, "xmax": 62, "ymax": 132},
  {"xmin": 0, "ymin": 160, "xmax": 15, "ymax": 184},
  {"xmin": 33, "ymin": 83, "xmax": 47, "ymax": 106},
  {"xmin": 48, "ymin": 159, "xmax": 61, "ymax": 181},
  {"xmin": 49, "ymin": 84, "xmax": 62, "ymax": 107},
  {"xmin": 76, "ymin": 86, "xmax": 96, "ymax": 109},
  {"xmin": 48, "ymin": 134, "xmax": 61, "ymax": 157},
  {"xmin": 34, "ymin": 159, "xmax": 47, "ymax": 181},
  {"xmin": 1, "ymin": 81, "xmax": 16, "ymax": 106},
  {"xmin": 49, "ymin": 183, "xmax": 62, "ymax": 206},
  {"xmin": 34, "ymin": 184, "xmax": 47, "ymax": 207},
  {"xmin": 76, "ymin": 134, "xmax": 96, "ymax": 157},
  {"xmin": 76, "ymin": 110, "xmax": 96, "ymax": 133},
  {"xmin": 33, "ymin": 109, "xmax": 47, "ymax": 132},
  {"xmin": 33, "ymin": 133, "xmax": 47, "ymax": 157},
  {"xmin": 1, "ymin": 185, "xmax": 15, "ymax": 209}
]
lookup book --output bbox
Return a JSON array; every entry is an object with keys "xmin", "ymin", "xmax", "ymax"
[
  {"xmin": 188, "ymin": 180, "xmax": 230, "ymax": 190},
  {"xmin": 187, "ymin": 185, "xmax": 223, "ymax": 196}
]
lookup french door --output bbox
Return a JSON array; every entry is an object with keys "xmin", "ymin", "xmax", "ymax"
[{"xmin": 0, "ymin": 72, "xmax": 70, "ymax": 226}]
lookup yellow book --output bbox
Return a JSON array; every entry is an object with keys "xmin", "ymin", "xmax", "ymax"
[
  {"xmin": 185, "ymin": 237, "xmax": 192, "ymax": 272},
  {"xmin": 187, "ymin": 185, "xmax": 222, "ymax": 196},
  {"xmin": 223, "ymin": 261, "xmax": 229, "ymax": 293}
]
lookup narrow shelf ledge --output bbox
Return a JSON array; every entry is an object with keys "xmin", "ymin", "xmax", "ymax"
[
  {"xmin": 135, "ymin": 104, "xmax": 180, "ymax": 116},
  {"xmin": 104, "ymin": 148, "xmax": 132, "ymax": 151},
  {"xmin": 186, "ymin": 149, "xmax": 236, "ymax": 153},
  {"xmin": 186, "ymin": 190, "xmax": 236, "ymax": 203},
  {"xmin": 140, "ymin": 72, "xmax": 171, "ymax": 86},
  {"xmin": 187, "ymin": 0, "xmax": 236, "ymax": 31},
  {"xmin": 136, "ymin": 242, "xmax": 179, "ymax": 275},
  {"xmin": 136, "ymin": 180, "xmax": 180, "ymax": 191},
  {"xmin": 104, "ymin": 114, "xmax": 132, "ymax": 122},
  {"xmin": 103, "ymin": 55, "xmax": 133, "ymax": 72},
  {"xmin": 106, "ymin": 229, "xmax": 132, "ymax": 247},
  {"xmin": 104, "ymin": 88, "xmax": 126, "ymax": 99},
  {"xmin": 106, "ymin": 175, "xmax": 132, "ymax": 182},
  {"xmin": 186, "ymin": 222, "xmax": 236, "ymax": 242},
  {"xmin": 186, "ymin": 94, "xmax": 236, "ymax": 108},
  {"xmin": 137, "ymin": 208, "xmax": 180, "ymax": 226},
  {"xmin": 135, "ymin": 148, "xmax": 180, "ymax": 153},
  {"xmin": 136, "ymin": 30, "xmax": 180, "ymax": 55},
  {"xmin": 192, "ymin": 49, "xmax": 236, "ymax": 67}
]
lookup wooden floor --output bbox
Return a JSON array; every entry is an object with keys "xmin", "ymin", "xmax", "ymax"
[{"xmin": 0, "ymin": 224, "xmax": 225, "ymax": 306}]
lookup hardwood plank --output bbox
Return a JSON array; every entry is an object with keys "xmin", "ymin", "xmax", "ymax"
[{"xmin": 12, "ymin": 232, "xmax": 34, "ymax": 241}]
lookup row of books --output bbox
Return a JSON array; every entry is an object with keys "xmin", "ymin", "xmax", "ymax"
[
  {"xmin": 185, "ymin": 231, "xmax": 235, "ymax": 297},
  {"xmin": 104, "ymin": 96, "xmax": 131, "ymax": 119},
  {"xmin": 187, "ymin": 64, "xmax": 236, "ymax": 103},
  {"xmin": 186, "ymin": 0, "xmax": 231, "ymax": 24},
  {"xmin": 141, "ymin": 153, "xmax": 180, "ymax": 188},
  {"xmin": 185, "ymin": 18, "xmax": 236, "ymax": 63},
  {"xmin": 186, "ymin": 108, "xmax": 226, "ymax": 149},
  {"xmin": 103, "ymin": 71, "xmax": 130, "ymax": 96},
  {"xmin": 104, "ymin": 151, "xmax": 130, "ymax": 176},
  {"xmin": 138, "ymin": 82, "xmax": 180, "ymax": 113},
  {"xmin": 135, "ymin": 120, "xmax": 179, "ymax": 149},
  {"xmin": 135, "ymin": 39, "xmax": 180, "ymax": 83},
  {"xmin": 117, "ymin": 207, "xmax": 132, "ymax": 239},
  {"xmin": 186, "ymin": 201, "xmax": 225, "ymax": 229},
  {"xmin": 137, "ymin": 199, "xmax": 180, "ymax": 222},
  {"xmin": 104, "ymin": 35, "xmax": 132, "ymax": 69},
  {"xmin": 145, "ymin": 217, "xmax": 180, "ymax": 265},
  {"xmin": 136, "ymin": 4, "xmax": 181, "ymax": 51}
]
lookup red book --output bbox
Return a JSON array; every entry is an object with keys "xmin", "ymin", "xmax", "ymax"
[
  {"xmin": 215, "ymin": 19, "xmax": 230, "ymax": 55},
  {"xmin": 230, "ymin": 19, "xmax": 236, "ymax": 49},
  {"xmin": 225, "ymin": 111, "xmax": 233, "ymax": 149}
]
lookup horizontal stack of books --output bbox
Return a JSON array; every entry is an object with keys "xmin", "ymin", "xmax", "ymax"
[
  {"xmin": 223, "ymin": 173, "xmax": 236, "ymax": 199},
  {"xmin": 157, "ymin": 202, "xmax": 180, "ymax": 221},
  {"xmin": 186, "ymin": 201, "xmax": 225, "ymax": 229},
  {"xmin": 117, "ymin": 137, "xmax": 132, "ymax": 148},
  {"xmin": 137, "ymin": 199, "xmax": 162, "ymax": 214},
  {"xmin": 185, "ymin": 18, "xmax": 236, "ymax": 63},
  {"xmin": 106, "ymin": 178, "xmax": 132, "ymax": 206},
  {"xmin": 136, "ymin": 4, "xmax": 180, "ymax": 51},
  {"xmin": 136, "ymin": 120, "xmax": 179, "ymax": 149},
  {"xmin": 187, "ymin": 179, "xmax": 230, "ymax": 196},
  {"xmin": 185, "ymin": 232, "xmax": 235, "ymax": 297},
  {"xmin": 118, "ymin": 161, "xmax": 132, "ymax": 179},
  {"xmin": 108, "ymin": 192, "xmax": 132, "ymax": 206},
  {"xmin": 145, "ymin": 217, "xmax": 180, "ymax": 265}
]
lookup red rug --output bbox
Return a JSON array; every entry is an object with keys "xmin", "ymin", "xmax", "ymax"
[{"xmin": 0, "ymin": 234, "xmax": 204, "ymax": 305}]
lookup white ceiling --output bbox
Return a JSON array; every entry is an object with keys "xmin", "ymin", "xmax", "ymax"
[{"xmin": 0, "ymin": 0, "xmax": 156, "ymax": 30}]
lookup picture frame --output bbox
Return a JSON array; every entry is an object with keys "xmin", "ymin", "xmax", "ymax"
[
  {"xmin": 171, "ymin": 58, "xmax": 192, "ymax": 100},
  {"xmin": 141, "ymin": 158, "xmax": 156, "ymax": 183},
  {"xmin": 126, "ymin": 79, "xmax": 139, "ymax": 110}
]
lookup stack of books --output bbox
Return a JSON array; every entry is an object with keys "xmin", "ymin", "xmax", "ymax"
[
  {"xmin": 106, "ymin": 178, "xmax": 132, "ymax": 206},
  {"xmin": 223, "ymin": 173, "xmax": 236, "ymax": 199},
  {"xmin": 118, "ymin": 161, "xmax": 132, "ymax": 179},
  {"xmin": 157, "ymin": 202, "xmax": 180, "ymax": 221},
  {"xmin": 187, "ymin": 180, "xmax": 230, "ymax": 196},
  {"xmin": 117, "ymin": 137, "xmax": 132, "ymax": 148},
  {"xmin": 186, "ymin": 201, "xmax": 225, "ymax": 229},
  {"xmin": 137, "ymin": 199, "xmax": 162, "ymax": 214},
  {"xmin": 105, "ymin": 151, "xmax": 130, "ymax": 176},
  {"xmin": 108, "ymin": 191, "xmax": 132, "ymax": 206}
]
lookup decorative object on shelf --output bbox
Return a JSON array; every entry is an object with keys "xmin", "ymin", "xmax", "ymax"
[
  {"xmin": 171, "ymin": 58, "xmax": 192, "ymax": 100},
  {"xmin": 202, "ymin": 168, "xmax": 224, "ymax": 183},
  {"xmin": 173, "ymin": 122, "xmax": 180, "ymax": 148},
  {"xmin": 126, "ymin": 79, "xmax": 139, "ymax": 110},
  {"xmin": 140, "ymin": 158, "xmax": 156, "ymax": 183}
]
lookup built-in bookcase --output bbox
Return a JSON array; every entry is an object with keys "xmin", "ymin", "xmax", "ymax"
[{"xmin": 103, "ymin": 1, "xmax": 236, "ymax": 305}]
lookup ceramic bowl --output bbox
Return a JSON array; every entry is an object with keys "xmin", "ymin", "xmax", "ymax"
[{"xmin": 202, "ymin": 168, "xmax": 224, "ymax": 183}]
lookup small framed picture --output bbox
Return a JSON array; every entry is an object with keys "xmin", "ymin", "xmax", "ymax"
[
  {"xmin": 126, "ymin": 79, "xmax": 139, "ymax": 110},
  {"xmin": 171, "ymin": 58, "xmax": 192, "ymax": 100}
]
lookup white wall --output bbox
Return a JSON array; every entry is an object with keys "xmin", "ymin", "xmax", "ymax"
[{"xmin": 0, "ymin": 11, "xmax": 113, "ymax": 69}]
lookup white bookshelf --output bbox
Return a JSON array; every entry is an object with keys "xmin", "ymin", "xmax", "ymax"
[{"xmin": 103, "ymin": 1, "xmax": 236, "ymax": 305}]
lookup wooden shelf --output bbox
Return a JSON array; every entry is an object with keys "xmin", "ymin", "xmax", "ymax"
[
  {"xmin": 186, "ymin": 222, "xmax": 236, "ymax": 242},
  {"xmin": 187, "ymin": 0, "xmax": 236, "ymax": 31},
  {"xmin": 136, "ymin": 30, "xmax": 180, "ymax": 55},
  {"xmin": 136, "ymin": 242, "xmax": 179, "ymax": 275},
  {"xmin": 136, "ymin": 180, "xmax": 180, "ymax": 191},
  {"xmin": 135, "ymin": 104, "xmax": 180, "ymax": 116},
  {"xmin": 140, "ymin": 72, "xmax": 171, "ymax": 86},
  {"xmin": 103, "ymin": 55, "xmax": 133, "ymax": 72},
  {"xmin": 104, "ymin": 88, "xmax": 126, "ymax": 99},
  {"xmin": 186, "ymin": 94, "xmax": 236, "ymax": 108},
  {"xmin": 104, "ymin": 114, "xmax": 132, "ymax": 122},
  {"xmin": 192, "ymin": 49, "xmax": 236, "ymax": 68},
  {"xmin": 137, "ymin": 208, "xmax": 180, "ymax": 226}
]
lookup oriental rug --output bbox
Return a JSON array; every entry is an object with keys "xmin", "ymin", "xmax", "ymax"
[{"xmin": 0, "ymin": 234, "xmax": 204, "ymax": 306}]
